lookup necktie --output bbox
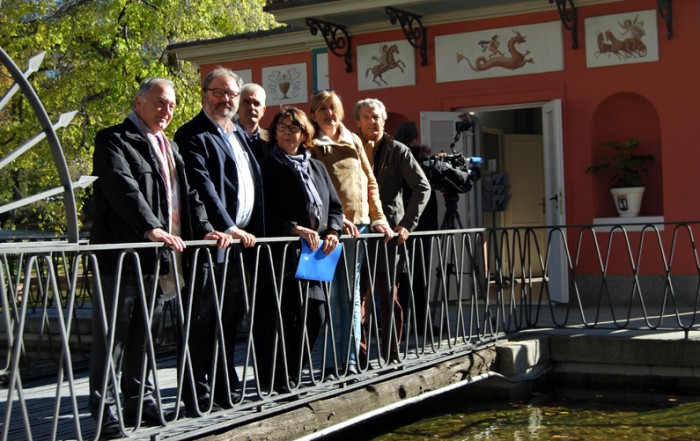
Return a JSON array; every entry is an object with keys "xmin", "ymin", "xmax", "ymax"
[{"xmin": 155, "ymin": 133, "xmax": 173, "ymax": 230}]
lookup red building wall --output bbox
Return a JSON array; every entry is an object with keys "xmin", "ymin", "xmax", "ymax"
[{"xmin": 206, "ymin": 0, "xmax": 700, "ymax": 273}]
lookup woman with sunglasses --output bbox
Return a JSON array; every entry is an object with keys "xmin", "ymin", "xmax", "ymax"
[
  {"xmin": 256, "ymin": 107, "xmax": 343, "ymax": 393},
  {"xmin": 308, "ymin": 90, "xmax": 392, "ymax": 379}
]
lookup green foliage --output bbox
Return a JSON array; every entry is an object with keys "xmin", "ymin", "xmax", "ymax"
[
  {"xmin": 586, "ymin": 137, "xmax": 654, "ymax": 188},
  {"xmin": 0, "ymin": 0, "xmax": 279, "ymax": 234}
]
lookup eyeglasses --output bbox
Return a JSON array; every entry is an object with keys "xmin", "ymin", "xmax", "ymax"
[
  {"xmin": 276, "ymin": 123, "xmax": 302, "ymax": 134},
  {"xmin": 206, "ymin": 88, "xmax": 240, "ymax": 100}
]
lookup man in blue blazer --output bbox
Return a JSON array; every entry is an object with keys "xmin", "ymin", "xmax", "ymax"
[{"xmin": 174, "ymin": 67, "xmax": 264, "ymax": 413}]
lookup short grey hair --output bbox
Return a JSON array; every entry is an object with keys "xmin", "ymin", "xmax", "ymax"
[
  {"xmin": 202, "ymin": 66, "xmax": 242, "ymax": 92},
  {"xmin": 134, "ymin": 77, "xmax": 174, "ymax": 108},
  {"xmin": 241, "ymin": 83, "xmax": 267, "ymax": 105},
  {"xmin": 353, "ymin": 98, "xmax": 387, "ymax": 120}
]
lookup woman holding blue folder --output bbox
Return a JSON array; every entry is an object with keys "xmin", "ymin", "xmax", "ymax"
[{"xmin": 258, "ymin": 107, "xmax": 344, "ymax": 392}]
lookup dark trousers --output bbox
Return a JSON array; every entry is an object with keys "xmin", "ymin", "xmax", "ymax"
[
  {"xmin": 89, "ymin": 273, "xmax": 163, "ymax": 413},
  {"xmin": 361, "ymin": 272, "xmax": 404, "ymax": 363},
  {"xmin": 254, "ymin": 278, "xmax": 326, "ymax": 391},
  {"xmin": 182, "ymin": 258, "xmax": 245, "ymax": 410},
  {"xmin": 399, "ymin": 237, "xmax": 430, "ymax": 336}
]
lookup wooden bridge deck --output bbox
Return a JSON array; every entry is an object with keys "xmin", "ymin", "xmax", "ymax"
[{"xmin": 1, "ymin": 331, "xmax": 499, "ymax": 441}]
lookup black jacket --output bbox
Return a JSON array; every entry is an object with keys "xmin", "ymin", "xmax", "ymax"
[
  {"xmin": 366, "ymin": 136, "xmax": 430, "ymax": 231},
  {"xmin": 261, "ymin": 151, "xmax": 343, "ymax": 300},
  {"xmin": 261, "ymin": 154, "xmax": 343, "ymax": 238},
  {"xmin": 90, "ymin": 117, "xmax": 214, "ymax": 273}
]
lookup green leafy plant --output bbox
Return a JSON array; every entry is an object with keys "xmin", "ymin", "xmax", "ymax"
[{"xmin": 586, "ymin": 137, "xmax": 654, "ymax": 188}]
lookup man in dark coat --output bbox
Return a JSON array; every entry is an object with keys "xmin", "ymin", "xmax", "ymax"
[
  {"xmin": 89, "ymin": 77, "xmax": 230, "ymax": 438},
  {"xmin": 174, "ymin": 66, "xmax": 265, "ymax": 413},
  {"xmin": 355, "ymin": 98, "xmax": 431, "ymax": 364}
]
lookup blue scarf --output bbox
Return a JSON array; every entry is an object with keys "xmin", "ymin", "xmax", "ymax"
[{"xmin": 273, "ymin": 146, "xmax": 323, "ymax": 230}]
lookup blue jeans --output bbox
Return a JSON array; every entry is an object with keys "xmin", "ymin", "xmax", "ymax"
[{"xmin": 326, "ymin": 225, "xmax": 368, "ymax": 370}]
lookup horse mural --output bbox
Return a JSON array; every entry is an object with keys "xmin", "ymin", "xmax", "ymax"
[
  {"xmin": 366, "ymin": 44, "xmax": 406, "ymax": 86},
  {"xmin": 595, "ymin": 15, "xmax": 648, "ymax": 60},
  {"xmin": 457, "ymin": 30, "xmax": 534, "ymax": 71}
]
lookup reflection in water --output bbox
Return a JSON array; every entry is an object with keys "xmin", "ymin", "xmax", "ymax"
[{"xmin": 327, "ymin": 388, "xmax": 700, "ymax": 441}]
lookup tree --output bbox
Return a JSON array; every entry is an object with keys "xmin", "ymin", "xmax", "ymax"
[{"xmin": 0, "ymin": 0, "xmax": 278, "ymax": 234}]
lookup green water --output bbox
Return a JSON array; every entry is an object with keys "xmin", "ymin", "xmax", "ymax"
[{"xmin": 328, "ymin": 388, "xmax": 700, "ymax": 440}]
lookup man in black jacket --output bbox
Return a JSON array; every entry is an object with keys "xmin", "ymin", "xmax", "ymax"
[
  {"xmin": 175, "ymin": 67, "xmax": 264, "ymax": 413},
  {"xmin": 89, "ymin": 77, "xmax": 230, "ymax": 438},
  {"xmin": 355, "ymin": 98, "xmax": 431, "ymax": 364}
]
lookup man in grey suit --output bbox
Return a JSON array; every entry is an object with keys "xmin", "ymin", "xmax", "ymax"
[{"xmin": 175, "ymin": 67, "xmax": 264, "ymax": 413}]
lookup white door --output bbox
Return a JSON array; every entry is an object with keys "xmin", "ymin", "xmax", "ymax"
[
  {"xmin": 502, "ymin": 134, "xmax": 546, "ymax": 279},
  {"xmin": 542, "ymin": 99, "xmax": 569, "ymax": 302}
]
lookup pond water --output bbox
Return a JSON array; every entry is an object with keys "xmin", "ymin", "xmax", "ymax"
[{"xmin": 326, "ymin": 387, "xmax": 700, "ymax": 441}]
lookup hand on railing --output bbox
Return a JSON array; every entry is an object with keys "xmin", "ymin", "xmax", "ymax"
[
  {"xmin": 373, "ymin": 223, "xmax": 393, "ymax": 243},
  {"xmin": 394, "ymin": 225, "xmax": 410, "ymax": 245},
  {"xmin": 147, "ymin": 227, "xmax": 186, "ymax": 251},
  {"xmin": 203, "ymin": 231, "xmax": 232, "ymax": 249},
  {"xmin": 342, "ymin": 218, "xmax": 359, "ymax": 237},
  {"xmin": 227, "ymin": 226, "xmax": 256, "ymax": 248}
]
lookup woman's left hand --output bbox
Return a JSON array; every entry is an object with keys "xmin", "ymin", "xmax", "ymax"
[{"xmin": 322, "ymin": 233, "xmax": 339, "ymax": 255}]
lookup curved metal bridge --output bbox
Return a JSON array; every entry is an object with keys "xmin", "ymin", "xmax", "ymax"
[{"xmin": 2, "ymin": 220, "xmax": 700, "ymax": 440}]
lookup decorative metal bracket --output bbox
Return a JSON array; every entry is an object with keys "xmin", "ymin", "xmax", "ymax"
[
  {"xmin": 306, "ymin": 18, "xmax": 353, "ymax": 73},
  {"xmin": 549, "ymin": 0, "xmax": 578, "ymax": 49},
  {"xmin": 385, "ymin": 7, "xmax": 427, "ymax": 66},
  {"xmin": 657, "ymin": 0, "xmax": 673, "ymax": 39}
]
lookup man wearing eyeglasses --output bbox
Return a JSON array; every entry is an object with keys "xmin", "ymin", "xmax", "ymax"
[{"xmin": 174, "ymin": 66, "xmax": 264, "ymax": 414}]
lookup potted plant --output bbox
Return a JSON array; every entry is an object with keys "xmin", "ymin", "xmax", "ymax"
[{"xmin": 586, "ymin": 137, "xmax": 654, "ymax": 217}]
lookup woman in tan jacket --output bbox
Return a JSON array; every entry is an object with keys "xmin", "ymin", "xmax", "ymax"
[{"xmin": 308, "ymin": 90, "xmax": 391, "ymax": 377}]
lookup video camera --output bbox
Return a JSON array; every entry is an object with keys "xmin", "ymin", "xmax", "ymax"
[
  {"xmin": 423, "ymin": 154, "xmax": 483, "ymax": 194},
  {"xmin": 421, "ymin": 114, "xmax": 482, "ymax": 194}
]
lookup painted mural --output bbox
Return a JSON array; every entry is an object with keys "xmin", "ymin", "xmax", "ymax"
[
  {"xmin": 262, "ymin": 62, "xmax": 308, "ymax": 105},
  {"xmin": 585, "ymin": 10, "xmax": 659, "ymax": 68},
  {"xmin": 232, "ymin": 69, "xmax": 252, "ymax": 85},
  {"xmin": 357, "ymin": 40, "xmax": 415, "ymax": 90},
  {"xmin": 457, "ymin": 30, "xmax": 534, "ymax": 72},
  {"xmin": 435, "ymin": 21, "xmax": 563, "ymax": 82}
]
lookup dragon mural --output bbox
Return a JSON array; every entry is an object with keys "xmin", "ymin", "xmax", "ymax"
[{"xmin": 457, "ymin": 29, "xmax": 534, "ymax": 71}]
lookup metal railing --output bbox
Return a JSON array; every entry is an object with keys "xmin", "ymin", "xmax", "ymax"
[{"xmin": 1, "ymin": 221, "xmax": 699, "ymax": 440}]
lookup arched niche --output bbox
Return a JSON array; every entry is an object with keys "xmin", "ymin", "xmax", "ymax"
[
  {"xmin": 386, "ymin": 112, "xmax": 409, "ymax": 139},
  {"xmin": 590, "ymin": 92, "xmax": 662, "ymax": 217}
]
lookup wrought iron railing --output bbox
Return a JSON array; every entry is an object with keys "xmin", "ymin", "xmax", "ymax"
[{"xmin": 1, "ymin": 221, "xmax": 699, "ymax": 440}]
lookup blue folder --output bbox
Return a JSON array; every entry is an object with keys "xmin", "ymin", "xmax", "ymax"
[{"xmin": 295, "ymin": 239, "xmax": 343, "ymax": 282}]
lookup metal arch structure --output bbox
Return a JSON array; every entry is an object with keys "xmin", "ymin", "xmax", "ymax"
[{"xmin": 0, "ymin": 48, "xmax": 89, "ymax": 243}]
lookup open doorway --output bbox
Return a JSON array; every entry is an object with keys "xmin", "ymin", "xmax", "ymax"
[
  {"xmin": 421, "ymin": 100, "xmax": 569, "ymax": 303},
  {"xmin": 475, "ymin": 107, "xmax": 546, "ymax": 283}
]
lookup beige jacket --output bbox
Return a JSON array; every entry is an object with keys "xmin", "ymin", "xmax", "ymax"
[{"xmin": 310, "ymin": 124, "xmax": 388, "ymax": 228}]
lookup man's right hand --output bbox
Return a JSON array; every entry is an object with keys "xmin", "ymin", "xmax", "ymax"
[
  {"xmin": 229, "ymin": 226, "xmax": 256, "ymax": 248},
  {"xmin": 147, "ymin": 228, "xmax": 186, "ymax": 252}
]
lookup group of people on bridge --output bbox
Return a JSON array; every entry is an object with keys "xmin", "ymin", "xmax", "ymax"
[{"xmin": 88, "ymin": 66, "xmax": 434, "ymax": 438}]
